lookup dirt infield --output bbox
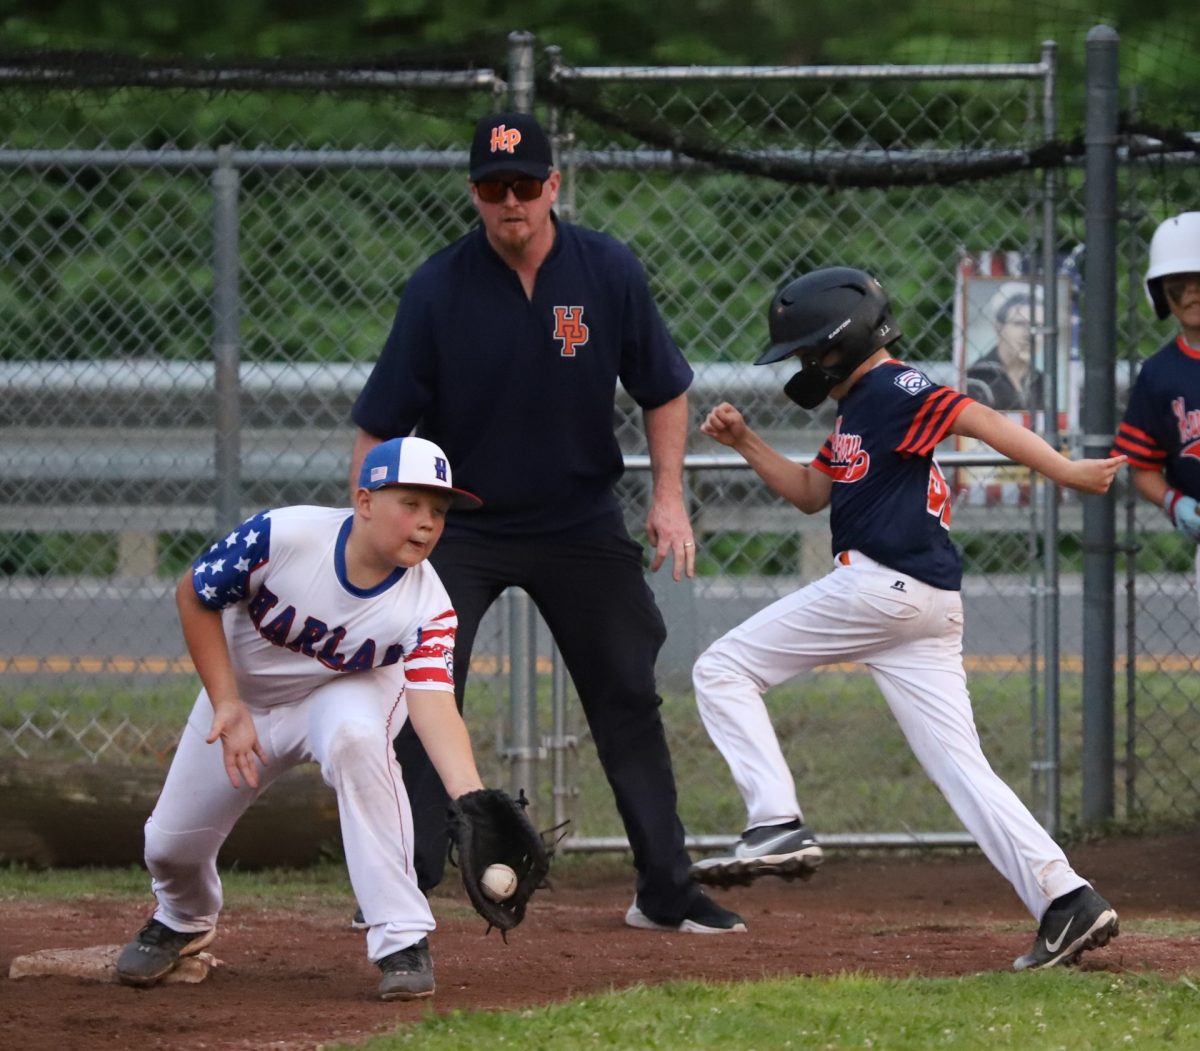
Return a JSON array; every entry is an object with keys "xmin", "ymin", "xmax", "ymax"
[{"xmin": 4, "ymin": 830, "xmax": 1197, "ymax": 1051}]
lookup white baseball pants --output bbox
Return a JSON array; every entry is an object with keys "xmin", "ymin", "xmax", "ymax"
[
  {"xmin": 142, "ymin": 674, "xmax": 432, "ymax": 961},
  {"xmin": 693, "ymin": 550, "xmax": 1088, "ymax": 920}
]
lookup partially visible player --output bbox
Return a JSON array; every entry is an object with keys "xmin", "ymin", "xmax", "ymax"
[
  {"xmin": 690, "ymin": 266, "xmax": 1124, "ymax": 971},
  {"xmin": 115, "ymin": 437, "xmax": 487, "ymax": 1001},
  {"xmin": 1112, "ymin": 212, "xmax": 1200, "ymax": 611}
]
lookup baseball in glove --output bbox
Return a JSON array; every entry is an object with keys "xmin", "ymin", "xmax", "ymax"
[{"xmin": 447, "ymin": 788, "xmax": 555, "ymax": 935}]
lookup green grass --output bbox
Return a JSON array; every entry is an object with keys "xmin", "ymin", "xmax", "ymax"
[
  {"xmin": 0, "ymin": 860, "xmax": 356, "ymax": 904},
  {"xmin": 5, "ymin": 665, "xmax": 1198, "ymax": 831},
  {"xmin": 557, "ymin": 669, "xmax": 1200, "ymax": 840},
  {"xmin": 331, "ymin": 972, "xmax": 1200, "ymax": 1051},
  {"xmin": 0, "ymin": 852, "xmax": 659, "ymax": 906}
]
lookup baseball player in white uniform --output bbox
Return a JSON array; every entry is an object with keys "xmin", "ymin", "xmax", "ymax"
[
  {"xmin": 691, "ymin": 267, "xmax": 1124, "ymax": 970},
  {"xmin": 116, "ymin": 437, "xmax": 485, "ymax": 1001}
]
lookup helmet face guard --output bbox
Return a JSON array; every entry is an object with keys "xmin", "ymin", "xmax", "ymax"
[
  {"xmin": 756, "ymin": 267, "xmax": 901, "ymax": 408},
  {"xmin": 782, "ymin": 352, "xmax": 853, "ymax": 409}
]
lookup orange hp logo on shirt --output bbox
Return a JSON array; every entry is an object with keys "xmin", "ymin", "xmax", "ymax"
[
  {"xmin": 553, "ymin": 306, "xmax": 590, "ymax": 357},
  {"xmin": 490, "ymin": 125, "xmax": 522, "ymax": 154}
]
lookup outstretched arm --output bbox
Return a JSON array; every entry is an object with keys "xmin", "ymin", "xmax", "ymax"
[
  {"xmin": 701, "ymin": 402, "xmax": 832, "ymax": 513},
  {"xmin": 953, "ymin": 402, "xmax": 1125, "ymax": 494}
]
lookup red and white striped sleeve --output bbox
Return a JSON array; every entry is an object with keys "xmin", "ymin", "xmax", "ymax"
[{"xmin": 403, "ymin": 607, "xmax": 458, "ymax": 691}]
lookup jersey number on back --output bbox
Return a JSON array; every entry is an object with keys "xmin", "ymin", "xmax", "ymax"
[{"xmin": 926, "ymin": 461, "xmax": 952, "ymax": 530}]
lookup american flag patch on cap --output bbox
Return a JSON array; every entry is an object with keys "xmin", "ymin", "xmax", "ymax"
[{"xmin": 370, "ymin": 465, "xmax": 388, "ymax": 482}]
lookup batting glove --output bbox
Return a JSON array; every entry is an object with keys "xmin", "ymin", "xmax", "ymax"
[{"xmin": 1163, "ymin": 488, "xmax": 1200, "ymax": 542}]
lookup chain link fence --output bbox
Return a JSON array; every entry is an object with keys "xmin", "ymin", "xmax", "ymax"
[
  {"xmin": 1115, "ymin": 153, "xmax": 1200, "ymax": 820},
  {"xmin": 1, "ymin": 33, "xmax": 1196, "ymax": 860}
]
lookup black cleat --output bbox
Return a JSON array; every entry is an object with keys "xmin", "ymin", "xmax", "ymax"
[
  {"xmin": 690, "ymin": 819, "xmax": 824, "ymax": 887},
  {"xmin": 624, "ymin": 891, "xmax": 747, "ymax": 934},
  {"xmin": 116, "ymin": 918, "xmax": 216, "ymax": 988},
  {"xmin": 377, "ymin": 937, "xmax": 435, "ymax": 1000},
  {"xmin": 1013, "ymin": 886, "xmax": 1119, "ymax": 971}
]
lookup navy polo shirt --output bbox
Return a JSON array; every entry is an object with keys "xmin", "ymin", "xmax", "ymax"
[{"xmin": 352, "ymin": 219, "xmax": 693, "ymax": 535}]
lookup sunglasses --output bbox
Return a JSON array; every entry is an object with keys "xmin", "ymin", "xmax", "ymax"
[
  {"xmin": 473, "ymin": 177, "xmax": 545, "ymax": 204},
  {"xmin": 1163, "ymin": 274, "xmax": 1200, "ymax": 301}
]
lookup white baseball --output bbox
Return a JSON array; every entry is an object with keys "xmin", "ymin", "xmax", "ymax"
[{"xmin": 480, "ymin": 863, "xmax": 518, "ymax": 902}]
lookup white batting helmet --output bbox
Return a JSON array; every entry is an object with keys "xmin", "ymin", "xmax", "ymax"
[{"xmin": 1145, "ymin": 212, "xmax": 1200, "ymax": 320}]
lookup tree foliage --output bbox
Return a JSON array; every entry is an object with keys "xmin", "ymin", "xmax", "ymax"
[
  {"xmin": 0, "ymin": 1, "xmax": 1193, "ymax": 367},
  {"xmin": 1, "ymin": 2, "xmax": 1195, "ymax": 135}
]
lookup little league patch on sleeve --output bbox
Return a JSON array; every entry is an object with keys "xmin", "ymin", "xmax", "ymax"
[{"xmin": 894, "ymin": 369, "xmax": 932, "ymax": 395}]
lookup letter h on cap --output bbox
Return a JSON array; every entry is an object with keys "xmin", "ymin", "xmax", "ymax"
[{"xmin": 490, "ymin": 124, "xmax": 522, "ymax": 154}]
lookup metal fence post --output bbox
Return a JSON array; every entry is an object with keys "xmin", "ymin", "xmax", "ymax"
[
  {"xmin": 1038, "ymin": 39, "xmax": 1062, "ymax": 834},
  {"xmin": 506, "ymin": 588, "xmax": 540, "ymax": 821},
  {"xmin": 507, "ymin": 30, "xmax": 535, "ymax": 113},
  {"xmin": 1081, "ymin": 25, "xmax": 1120, "ymax": 824},
  {"xmin": 1121, "ymin": 115, "xmax": 1144, "ymax": 816},
  {"xmin": 549, "ymin": 647, "xmax": 576, "ymax": 832},
  {"xmin": 212, "ymin": 144, "xmax": 242, "ymax": 533},
  {"xmin": 502, "ymin": 28, "xmax": 541, "ymax": 817}
]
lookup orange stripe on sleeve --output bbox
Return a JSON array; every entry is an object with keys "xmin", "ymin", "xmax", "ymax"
[{"xmin": 897, "ymin": 391, "xmax": 971, "ymax": 455}]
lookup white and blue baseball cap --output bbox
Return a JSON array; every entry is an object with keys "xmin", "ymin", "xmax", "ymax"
[{"xmin": 358, "ymin": 437, "xmax": 482, "ymax": 510}]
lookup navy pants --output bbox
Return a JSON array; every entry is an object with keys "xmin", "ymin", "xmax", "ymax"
[{"xmin": 393, "ymin": 525, "xmax": 701, "ymax": 923}]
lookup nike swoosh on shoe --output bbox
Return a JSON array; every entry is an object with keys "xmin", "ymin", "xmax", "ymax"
[
  {"xmin": 737, "ymin": 830, "xmax": 813, "ymax": 858},
  {"xmin": 1045, "ymin": 917, "xmax": 1075, "ymax": 953}
]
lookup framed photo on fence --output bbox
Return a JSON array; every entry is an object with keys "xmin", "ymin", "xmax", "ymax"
[{"xmin": 952, "ymin": 251, "xmax": 1079, "ymax": 507}]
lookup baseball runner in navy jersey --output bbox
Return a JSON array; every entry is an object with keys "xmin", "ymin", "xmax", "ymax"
[
  {"xmin": 349, "ymin": 111, "xmax": 742, "ymax": 935},
  {"xmin": 1112, "ymin": 212, "xmax": 1200, "ymax": 609},
  {"xmin": 116, "ymin": 437, "xmax": 489, "ymax": 1001},
  {"xmin": 690, "ymin": 267, "xmax": 1124, "ymax": 970}
]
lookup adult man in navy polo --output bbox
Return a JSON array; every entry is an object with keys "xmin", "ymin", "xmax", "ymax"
[{"xmin": 349, "ymin": 111, "xmax": 744, "ymax": 934}]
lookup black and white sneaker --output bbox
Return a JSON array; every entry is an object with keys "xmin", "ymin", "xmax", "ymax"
[
  {"xmin": 349, "ymin": 906, "xmax": 368, "ymax": 931},
  {"xmin": 115, "ymin": 918, "xmax": 216, "ymax": 988},
  {"xmin": 1013, "ymin": 886, "xmax": 1119, "ymax": 971},
  {"xmin": 377, "ymin": 937, "xmax": 435, "ymax": 1000},
  {"xmin": 624, "ymin": 891, "xmax": 747, "ymax": 934},
  {"xmin": 690, "ymin": 819, "xmax": 824, "ymax": 887}
]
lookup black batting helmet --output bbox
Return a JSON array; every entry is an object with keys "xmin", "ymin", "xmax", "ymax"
[{"xmin": 755, "ymin": 266, "xmax": 901, "ymax": 409}]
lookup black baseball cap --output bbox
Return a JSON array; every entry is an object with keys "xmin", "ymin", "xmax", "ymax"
[{"xmin": 469, "ymin": 111, "xmax": 553, "ymax": 182}]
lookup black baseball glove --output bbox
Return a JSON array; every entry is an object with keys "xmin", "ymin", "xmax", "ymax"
[{"xmin": 447, "ymin": 788, "xmax": 555, "ymax": 934}]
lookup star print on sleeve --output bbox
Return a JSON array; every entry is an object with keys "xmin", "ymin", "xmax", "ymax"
[{"xmin": 190, "ymin": 511, "xmax": 273, "ymax": 610}]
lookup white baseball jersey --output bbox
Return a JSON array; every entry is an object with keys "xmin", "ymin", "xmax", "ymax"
[
  {"xmin": 142, "ymin": 505, "xmax": 461, "ymax": 964},
  {"xmin": 193, "ymin": 505, "xmax": 457, "ymax": 707}
]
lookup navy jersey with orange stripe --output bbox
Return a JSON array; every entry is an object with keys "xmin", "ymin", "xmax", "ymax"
[
  {"xmin": 812, "ymin": 360, "xmax": 972, "ymax": 590},
  {"xmin": 1112, "ymin": 335, "xmax": 1200, "ymax": 500}
]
